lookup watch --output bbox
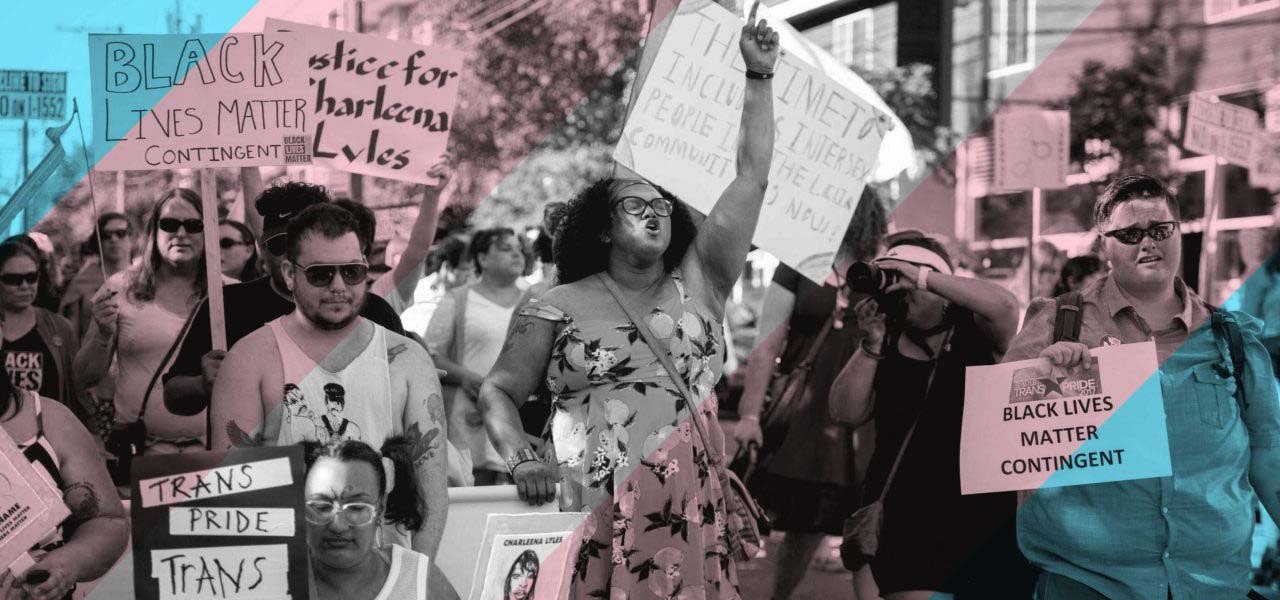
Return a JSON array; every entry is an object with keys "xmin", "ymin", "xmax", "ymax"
[{"xmin": 506, "ymin": 448, "xmax": 540, "ymax": 474}]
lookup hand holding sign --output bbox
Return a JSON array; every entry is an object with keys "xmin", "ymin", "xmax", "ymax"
[
  {"xmin": 424, "ymin": 152, "xmax": 454, "ymax": 193},
  {"xmin": 90, "ymin": 287, "xmax": 120, "ymax": 341},
  {"xmin": 740, "ymin": 3, "xmax": 780, "ymax": 74},
  {"xmin": 20, "ymin": 557, "xmax": 72, "ymax": 600},
  {"xmin": 1039, "ymin": 341, "xmax": 1093, "ymax": 368}
]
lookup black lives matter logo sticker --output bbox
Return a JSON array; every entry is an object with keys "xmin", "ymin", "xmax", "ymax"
[{"xmin": 283, "ymin": 135, "xmax": 312, "ymax": 164}]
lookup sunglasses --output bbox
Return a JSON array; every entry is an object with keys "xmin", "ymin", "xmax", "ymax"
[
  {"xmin": 220, "ymin": 238, "xmax": 247, "ymax": 250},
  {"xmin": 1102, "ymin": 221, "xmax": 1178, "ymax": 245},
  {"xmin": 295, "ymin": 262, "xmax": 369, "ymax": 287},
  {"xmin": 264, "ymin": 233, "xmax": 287, "ymax": 257},
  {"xmin": 612, "ymin": 196, "xmax": 673, "ymax": 217},
  {"xmin": 304, "ymin": 500, "xmax": 379, "ymax": 526},
  {"xmin": 101, "ymin": 228, "xmax": 131, "ymax": 240},
  {"xmin": 0, "ymin": 272, "xmax": 38, "ymax": 286},
  {"xmin": 157, "ymin": 218, "xmax": 204, "ymax": 234}
]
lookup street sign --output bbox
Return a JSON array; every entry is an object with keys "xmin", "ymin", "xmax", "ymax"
[{"xmin": 0, "ymin": 70, "xmax": 67, "ymax": 120}]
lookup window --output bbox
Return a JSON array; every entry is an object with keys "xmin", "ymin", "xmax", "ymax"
[
  {"xmin": 989, "ymin": 0, "xmax": 1034, "ymax": 77},
  {"xmin": 1204, "ymin": 0, "xmax": 1279, "ymax": 23},
  {"xmin": 832, "ymin": 10, "xmax": 874, "ymax": 71}
]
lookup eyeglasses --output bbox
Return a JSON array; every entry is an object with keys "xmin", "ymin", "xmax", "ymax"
[
  {"xmin": 157, "ymin": 218, "xmax": 204, "ymax": 234},
  {"xmin": 1102, "ymin": 221, "xmax": 1178, "ymax": 245},
  {"xmin": 101, "ymin": 228, "xmax": 131, "ymax": 240},
  {"xmin": 304, "ymin": 500, "xmax": 379, "ymax": 526},
  {"xmin": 295, "ymin": 262, "xmax": 369, "ymax": 287},
  {"xmin": 264, "ymin": 233, "xmax": 287, "ymax": 257},
  {"xmin": 220, "ymin": 238, "xmax": 247, "ymax": 250},
  {"xmin": 612, "ymin": 196, "xmax": 673, "ymax": 217},
  {"xmin": 0, "ymin": 273, "xmax": 38, "ymax": 286}
]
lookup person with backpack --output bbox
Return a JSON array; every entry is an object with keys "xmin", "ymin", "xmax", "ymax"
[{"xmin": 1003, "ymin": 174, "xmax": 1280, "ymax": 599}]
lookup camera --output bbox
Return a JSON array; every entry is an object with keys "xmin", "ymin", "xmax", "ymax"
[{"xmin": 845, "ymin": 261, "xmax": 899, "ymax": 295}]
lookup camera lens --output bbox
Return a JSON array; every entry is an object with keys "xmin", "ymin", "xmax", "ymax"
[{"xmin": 846, "ymin": 262, "xmax": 890, "ymax": 295}]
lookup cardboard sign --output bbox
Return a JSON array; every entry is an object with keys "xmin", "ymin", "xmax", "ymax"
[
  {"xmin": 960, "ymin": 342, "xmax": 1171, "ymax": 495},
  {"xmin": 994, "ymin": 110, "xmax": 1069, "ymax": 191},
  {"xmin": 472, "ymin": 513, "xmax": 585, "ymax": 600},
  {"xmin": 1250, "ymin": 133, "xmax": 1280, "ymax": 189},
  {"xmin": 131, "ymin": 447, "xmax": 307, "ymax": 600},
  {"xmin": 1185, "ymin": 94, "xmax": 1260, "ymax": 166},
  {"xmin": 613, "ymin": 1, "xmax": 889, "ymax": 283},
  {"xmin": 88, "ymin": 32, "xmax": 311, "ymax": 170},
  {"xmin": 265, "ymin": 18, "xmax": 464, "ymax": 184},
  {"xmin": 0, "ymin": 70, "xmax": 67, "ymax": 120},
  {"xmin": 0, "ymin": 425, "xmax": 71, "ymax": 574},
  {"xmin": 437, "ymin": 485, "xmax": 564, "ymax": 600}
]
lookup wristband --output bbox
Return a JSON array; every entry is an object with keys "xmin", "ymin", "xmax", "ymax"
[
  {"xmin": 506, "ymin": 448, "xmax": 539, "ymax": 474},
  {"xmin": 741, "ymin": 415, "xmax": 760, "ymax": 422},
  {"xmin": 745, "ymin": 69, "xmax": 774, "ymax": 80},
  {"xmin": 861, "ymin": 340, "xmax": 884, "ymax": 360},
  {"xmin": 917, "ymin": 267, "xmax": 930, "ymax": 291}
]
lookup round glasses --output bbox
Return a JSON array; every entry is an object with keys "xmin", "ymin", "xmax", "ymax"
[
  {"xmin": 1101, "ymin": 221, "xmax": 1178, "ymax": 245},
  {"xmin": 158, "ymin": 218, "xmax": 204, "ymax": 234},
  {"xmin": 304, "ymin": 500, "xmax": 379, "ymax": 526},
  {"xmin": 612, "ymin": 196, "xmax": 673, "ymax": 217},
  {"xmin": 295, "ymin": 262, "xmax": 370, "ymax": 287}
]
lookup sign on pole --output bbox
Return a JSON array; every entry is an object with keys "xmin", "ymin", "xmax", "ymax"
[
  {"xmin": 265, "ymin": 18, "xmax": 465, "ymax": 185},
  {"xmin": 438, "ymin": 485, "xmax": 565, "ymax": 600},
  {"xmin": 613, "ymin": 2, "xmax": 890, "ymax": 283},
  {"xmin": 0, "ymin": 70, "xmax": 67, "ymax": 120},
  {"xmin": 88, "ymin": 33, "xmax": 312, "ymax": 170},
  {"xmin": 130, "ymin": 446, "xmax": 308, "ymax": 600},
  {"xmin": 1185, "ymin": 94, "xmax": 1260, "ymax": 166},
  {"xmin": 470, "ymin": 513, "xmax": 585, "ymax": 600},
  {"xmin": 994, "ymin": 110, "xmax": 1069, "ymax": 192},
  {"xmin": 959, "ymin": 342, "xmax": 1171, "ymax": 495}
]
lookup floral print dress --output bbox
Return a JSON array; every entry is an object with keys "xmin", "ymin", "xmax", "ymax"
[{"xmin": 520, "ymin": 271, "xmax": 740, "ymax": 600}]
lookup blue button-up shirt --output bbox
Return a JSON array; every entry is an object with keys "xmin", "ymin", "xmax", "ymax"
[{"xmin": 1005, "ymin": 275, "xmax": 1280, "ymax": 600}]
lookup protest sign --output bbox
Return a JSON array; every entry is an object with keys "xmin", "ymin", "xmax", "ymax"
[
  {"xmin": 131, "ymin": 446, "xmax": 307, "ymax": 600},
  {"xmin": 1250, "ymin": 133, "xmax": 1280, "ymax": 188},
  {"xmin": 960, "ymin": 341, "xmax": 1171, "ymax": 495},
  {"xmin": 88, "ymin": 32, "xmax": 310, "ymax": 170},
  {"xmin": 0, "ymin": 70, "xmax": 67, "ymax": 120},
  {"xmin": 471, "ymin": 513, "xmax": 585, "ymax": 600},
  {"xmin": 265, "ymin": 18, "xmax": 464, "ymax": 184},
  {"xmin": 613, "ymin": 1, "xmax": 890, "ymax": 283},
  {"xmin": 438, "ymin": 485, "xmax": 565, "ymax": 600},
  {"xmin": 0, "ymin": 425, "xmax": 70, "ymax": 575},
  {"xmin": 994, "ymin": 110, "xmax": 1069, "ymax": 191},
  {"xmin": 1185, "ymin": 94, "xmax": 1260, "ymax": 166}
]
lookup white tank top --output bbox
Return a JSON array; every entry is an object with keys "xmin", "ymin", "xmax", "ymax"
[
  {"xmin": 373, "ymin": 544, "xmax": 430, "ymax": 600},
  {"xmin": 267, "ymin": 319, "xmax": 397, "ymax": 447}
]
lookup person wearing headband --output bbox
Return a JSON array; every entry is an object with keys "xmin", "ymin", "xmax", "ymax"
[
  {"xmin": 830, "ymin": 235, "xmax": 1035, "ymax": 599},
  {"xmin": 1003, "ymin": 173, "xmax": 1280, "ymax": 599},
  {"xmin": 302, "ymin": 437, "xmax": 431, "ymax": 600}
]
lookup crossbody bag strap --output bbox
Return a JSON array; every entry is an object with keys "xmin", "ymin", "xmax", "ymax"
[
  {"xmin": 141, "ymin": 295, "xmax": 206, "ymax": 417},
  {"xmin": 875, "ymin": 328, "xmax": 953, "ymax": 504},
  {"xmin": 598, "ymin": 273, "xmax": 724, "ymax": 468}
]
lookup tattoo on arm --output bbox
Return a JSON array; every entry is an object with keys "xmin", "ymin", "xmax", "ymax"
[
  {"xmin": 404, "ymin": 421, "xmax": 441, "ymax": 469},
  {"xmin": 226, "ymin": 420, "xmax": 264, "ymax": 448},
  {"xmin": 426, "ymin": 393, "xmax": 444, "ymax": 424},
  {"xmin": 502, "ymin": 316, "xmax": 535, "ymax": 353},
  {"xmin": 388, "ymin": 343, "xmax": 408, "ymax": 364},
  {"xmin": 63, "ymin": 482, "xmax": 100, "ymax": 523}
]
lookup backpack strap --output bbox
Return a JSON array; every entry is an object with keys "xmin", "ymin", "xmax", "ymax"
[
  {"xmin": 1052, "ymin": 292, "xmax": 1085, "ymax": 344},
  {"xmin": 1210, "ymin": 308, "xmax": 1249, "ymax": 413}
]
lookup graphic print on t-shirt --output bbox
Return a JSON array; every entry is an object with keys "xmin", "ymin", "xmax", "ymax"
[
  {"xmin": 282, "ymin": 382, "xmax": 364, "ymax": 444},
  {"xmin": 282, "ymin": 383, "xmax": 324, "ymax": 441},
  {"xmin": 320, "ymin": 383, "xmax": 362, "ymax": 443},
  {"xmin": 4, "ymin": 350, "xmax": 42, "ymax": 392}
]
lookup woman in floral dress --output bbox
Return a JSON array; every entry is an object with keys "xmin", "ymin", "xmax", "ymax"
[{"xmin": 478, "ymin": 10, "xmax": 780, "ymax": 599}]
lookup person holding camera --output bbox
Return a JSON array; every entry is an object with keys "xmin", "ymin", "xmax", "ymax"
[{"xmin": 829, "ymin": 235, "xmax": 1035, "ymax": 599}]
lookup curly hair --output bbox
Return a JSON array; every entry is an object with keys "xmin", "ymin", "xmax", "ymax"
[
  {"xmin": 302, "ymin": 436, "xmax": 424, "ymax": 532},
  {"xmin": 553, "ymin": 178, "xmax": 697, "ymax": 284},
  {"xmin": 841, "ymin": 187, "xmax": 889, "ymax": 262},
  {"xmin": 128, "ymin": 188, "xmax": 207, "ymax": 304}
]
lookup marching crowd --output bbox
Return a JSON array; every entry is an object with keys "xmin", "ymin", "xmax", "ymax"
[{"xmin": 0, "ymin": 10, "xmax": 1277, "ymax": 600}]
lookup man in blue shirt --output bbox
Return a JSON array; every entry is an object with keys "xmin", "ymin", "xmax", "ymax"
[{"xmin": 1003, "ymin": 174, "xmax": 1280, "ymax": 599}]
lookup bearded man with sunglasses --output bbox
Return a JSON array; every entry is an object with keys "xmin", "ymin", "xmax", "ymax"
[
  {"xmin": 210, "ymin": 203, "xmax": 449, "ymax": 566},
  {"xmin": 1002, "ymin": 174, "xmax": 1280, "ymax": 599},
  {"xmin": 162, "ymin": 182, "xmax": 405, "ymax": 419}
]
